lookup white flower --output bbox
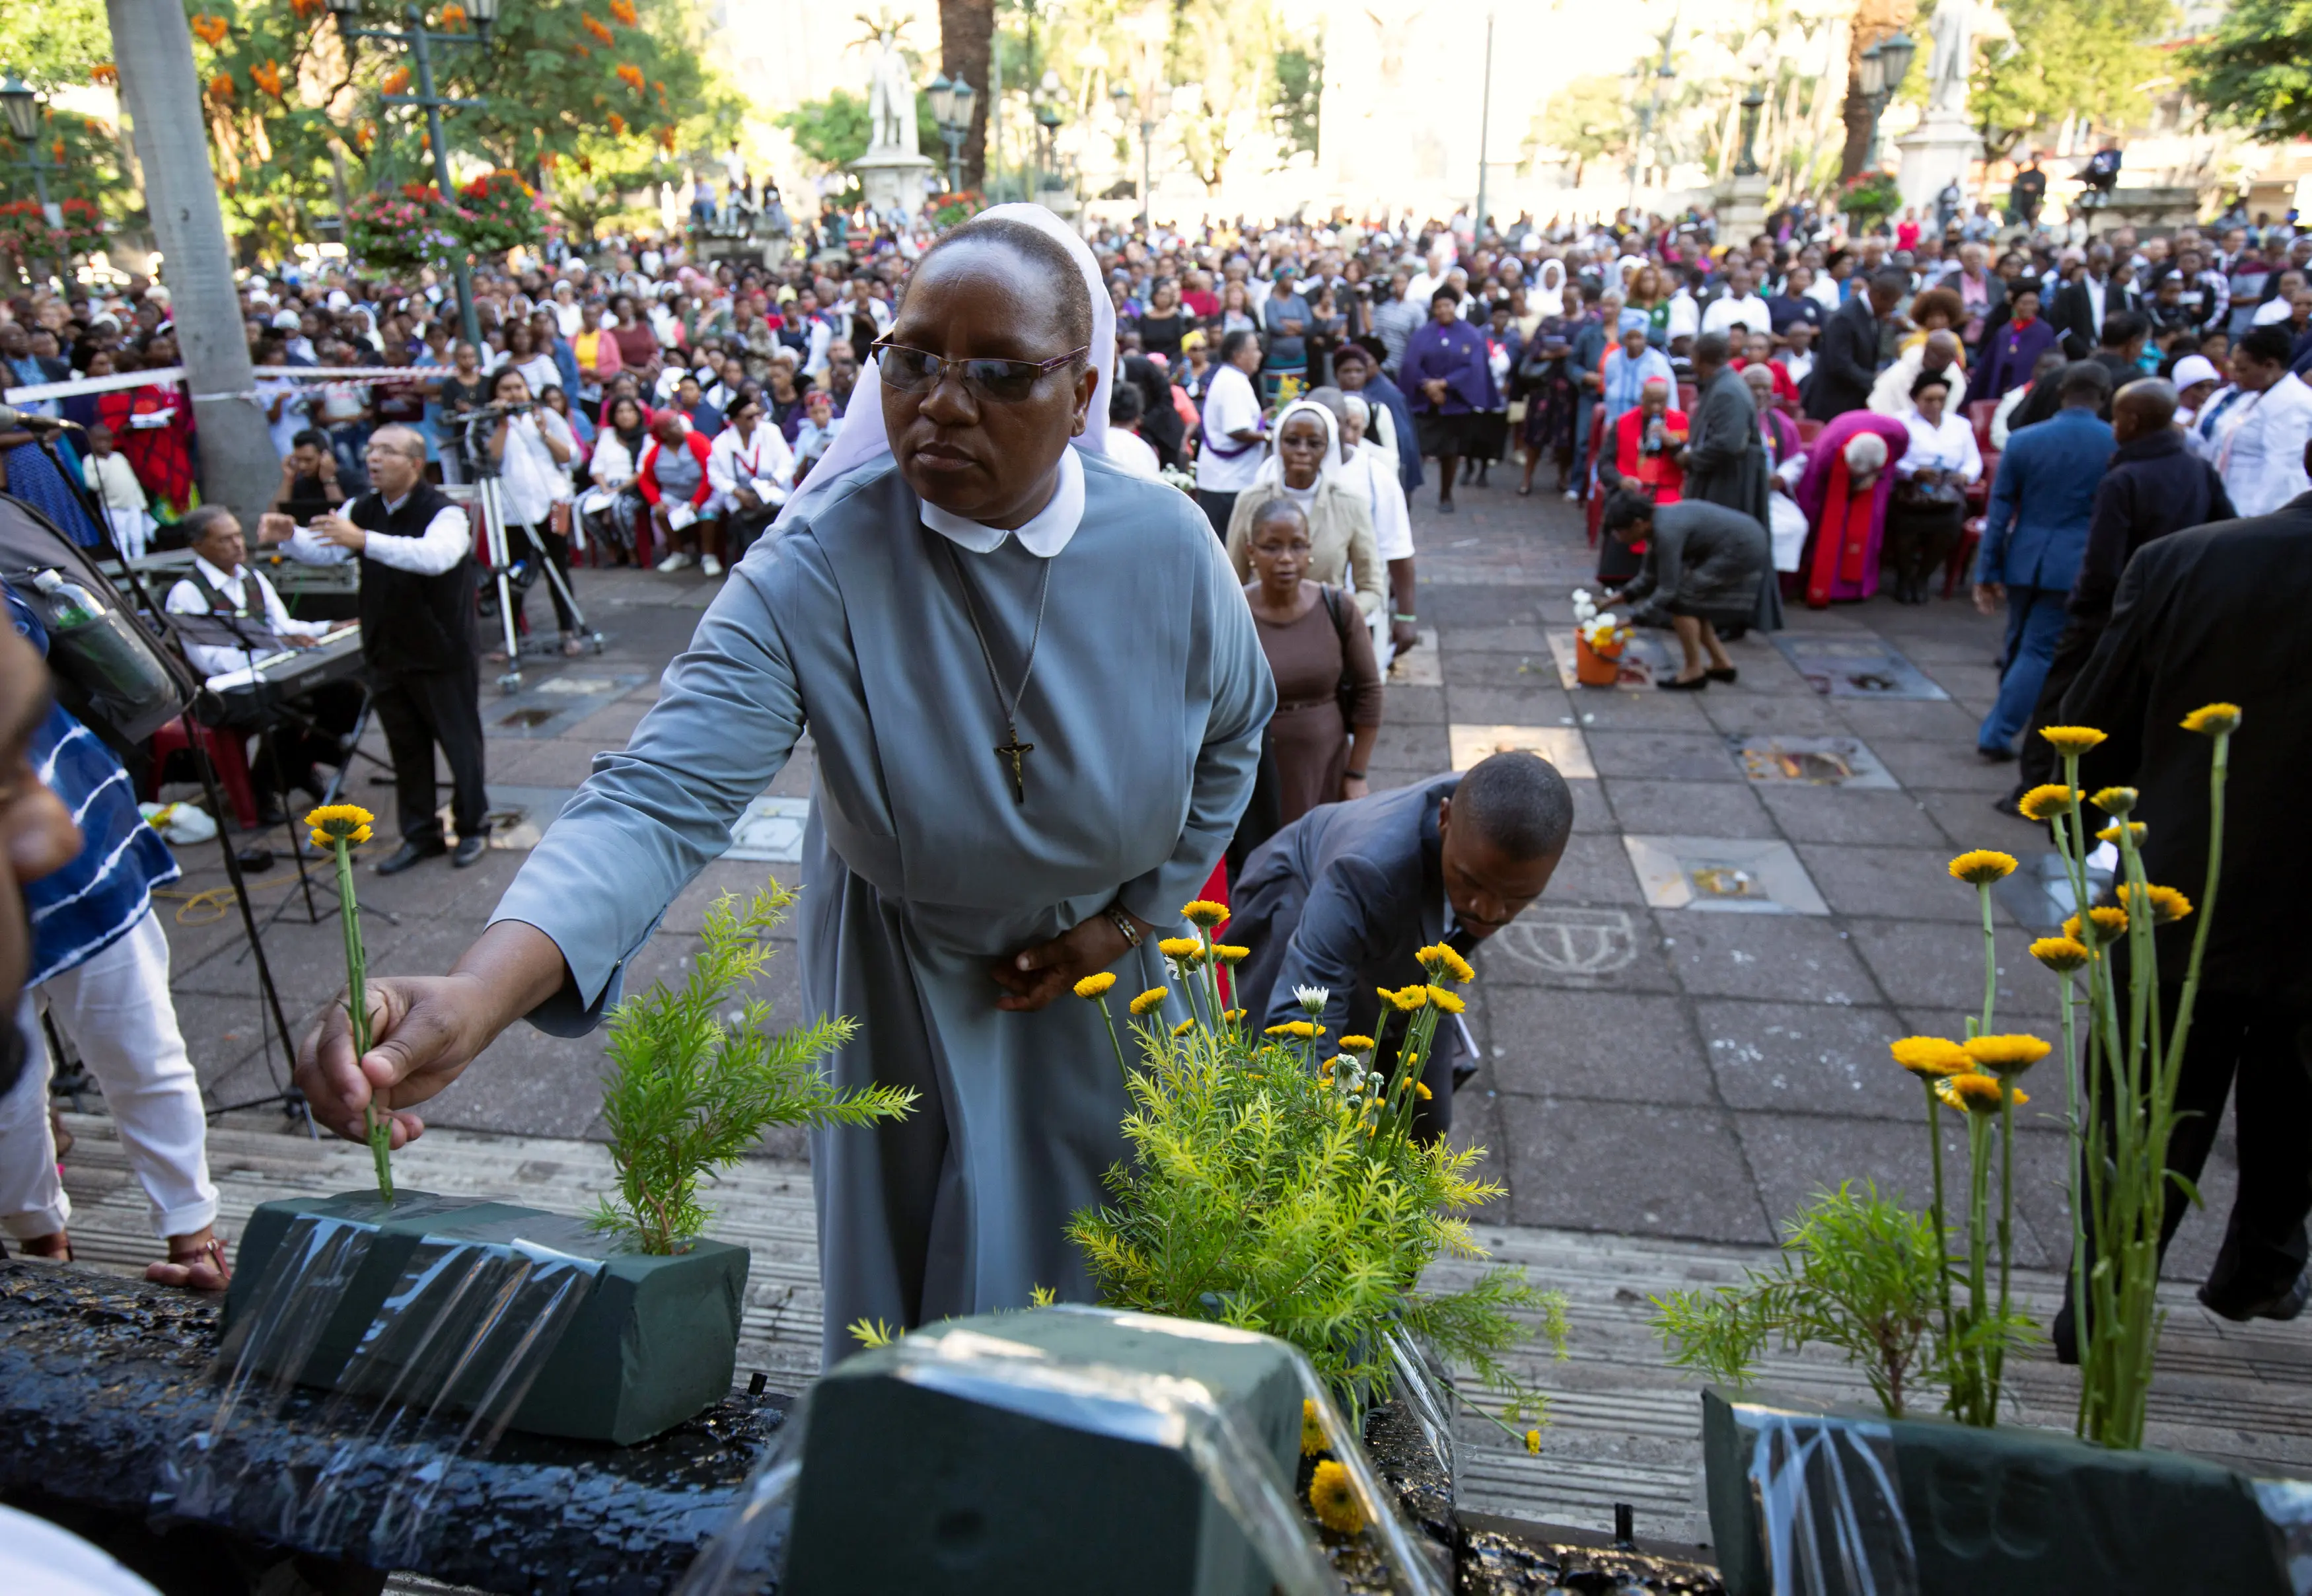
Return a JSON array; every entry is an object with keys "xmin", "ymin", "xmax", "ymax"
[
  {"xmin": 1293, "ymin": 984, "xmax": 1330, "ymax": 1016},
  {"xmin": 1596, "ymin": 612, "xmax": 1618, "ymax": 630},
  {"xmin": 1571, "ymin": 589, "xmax": 1593, "ymax": 605}
]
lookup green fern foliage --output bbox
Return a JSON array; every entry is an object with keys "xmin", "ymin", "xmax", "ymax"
[
  {"xmin": 593, "ymin": 883, "xmax": 915, "ymax": 1254},
  {"xmin": 1067, "ymin": 1019, "xmax": 1566, "ymax": 1426}
]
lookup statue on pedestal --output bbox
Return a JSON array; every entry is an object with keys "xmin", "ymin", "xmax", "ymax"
[
  {"xmin": 1926, "ymin": 0, "xmax": 1972, "ymax": 119},
  {"xmin": 865, "ymin": 28, "xmax": 921, "ymax": 157}
]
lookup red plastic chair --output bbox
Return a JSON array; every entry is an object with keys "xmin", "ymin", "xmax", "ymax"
[
  {"xmin": 1966, "ymin": 399, "xmax": 1998, "ymax": 454},
  {"xmin": 145, "ymin": 715, "xmax": 260, "ymax": 829}
]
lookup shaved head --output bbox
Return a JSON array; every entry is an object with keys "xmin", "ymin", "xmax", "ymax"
[{"xmin": 2111, "ymin": 378, "xmax": 2178, "ymax": 443}]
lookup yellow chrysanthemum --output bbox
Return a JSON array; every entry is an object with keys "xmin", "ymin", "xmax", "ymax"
[
  {"xmin": 1211, "ymin": 944, "xmax": 1250, "ymax": 964},
  {"xmin": 2030, "ymin": 936, "xmax": 2090, "ymax": 974},
  {"xmin": 1309, "ymin": 1460, "xmax": 1363, "ymax": 1535},
  {"xmin": 1157, "ymin": 937, "xmax": 1204, "ymax": 961},
  {"xmin": 1265, "ymin": 1022, "xmax": 1293, "ymax": 1036},
  {"xmin": 1172, "ymin": 1019, "xmax": 1198, "ymax": 1037},
  {"xmin": 1338, "ymin": 1034, "xmax": 1376, "ymax": 1052},
  {"xmin": 2095, "ymin": 822, "xmax": 2148, "ymax": 845},
  {"xmin": 1936, "ymin": 1071, "xmax": 2014, "ymax": 1114},
  {"xmin": 1275, "ymin": 1020, "xmax": 1324, "ymax": 1039},
  {"xmin": 2089, "ymin": 786, "xmax": 2139, "ymax": 816},
  {"xmin": 1525, "ymin": 1428, "xmax": 1541, "ymax": 1455},
  {"xmin": 1181, "ymin": 899, "xmax": 1231, "ymax": 927},
  {"xmin": 2117, "ymin": 883, "xmax": 2193, "ymax": 923},
  {"xmin": 1222, "ymin": 1009, "xmax": 1245, "ymax": 1025},
  {"xmin": 1948, "ymin": 849, "xmax": 2018, "ymax": 886},
  {"xmin": 2063, "ymin": 906, "xmax": 2130, "ymax": 944},
  {"xmin": 1889, "ymin": 1036, "xmax": 1970, "ymax": 1078},
  {"xmin": 1129, "ymin": 988, "xmax": 1168, "ymax": 1016},
  {"xmin": 1963, "ymin": 1033, "xmax": 2052, "ymax": 1076},
  {"xmin": 1427, "ymin": 986, "xmax": 1466, "ymax": 1014},
  {"xmin": 1073, "ymin": 972, "xmax": 1117, "ymax": 999},
  {"xmin": 1432, "ymin": 944, "xmax": 1476, "ymax": 983},
  {"xmin": 1389, "ymin": 986, "xmax": 1429, "ymax": 1011},
  {"xmin": 2017, "ymin": 784, "xmax": 2078, "ymax": 822},
  {"xmin": 2180, "ymin": 702, "xmax": 2241, "ymax": 737},
  {"xmin": 2039, "ymin": 726, "xmax": 2108, "ymax": 758},
  {"xmin": 1301, "ymin": 1398, "xmax": 1327, "ymax": 1457},
  {"xmin": 1415, "ymin": 1081, "xmax": 1433, "ymax": 1100},
  {"xmin": 303, "ymin": 803, "xmax": 375, "ymax": 836}
]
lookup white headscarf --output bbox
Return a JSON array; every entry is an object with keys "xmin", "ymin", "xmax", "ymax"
[
  {"xmin": 776, "ymin": 203, "xmax": 1114, "ymax": 528},
  {"xmin": 1533, "ymin": 259, "xmax": 1567, "ymax": 318},
  {"xmin": 1250, "ymin": 398, "xmax": 1342, "ymax": 492}
]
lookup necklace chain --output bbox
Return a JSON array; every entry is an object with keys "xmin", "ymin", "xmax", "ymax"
[{"xmin": 945, "ymin": 540, "xmax": 1053, "ymax": 803}]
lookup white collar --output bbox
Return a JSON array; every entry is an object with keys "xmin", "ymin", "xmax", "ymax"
[
  {"xmin": 919, "ymin": 445, "xmax": 1086, "ymax": 559},
  {"xmin": 193, "ymin": 554, "xmax": 245, "ymax": 590}
]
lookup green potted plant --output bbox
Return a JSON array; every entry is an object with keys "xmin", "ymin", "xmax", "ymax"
[{"xmin": 229, "ymin": 881, "xmax": 912, "ymax": 1444}]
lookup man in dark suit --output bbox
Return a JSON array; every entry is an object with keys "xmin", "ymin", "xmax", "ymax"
[
  {"xmin": 1230, "ymin": 753, "xmax": 1573, "ymax": 1138},
  {"xmin": 1805, "ymin": 268, "xmax": 1904, "ymax": 421},
  {"xmin": 2053, "ymin": 436, "xmax": 2312, "ymax": 1350},
  {"xmin": 2007, "ymin": 379, "xmax": 2233, "ymax": 806},
  {"xmin": 1680, "ymin": 331, "xmax": 1770, "ymax": 526},
  {"xmin": 2051, "ymin": 244, "xmax": 2144, "ymax": 360}
]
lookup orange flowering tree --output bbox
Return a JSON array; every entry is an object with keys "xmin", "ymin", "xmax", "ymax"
[{"xmin": 0, "ymin": 4, "xmax": 137, "ymax": 214}]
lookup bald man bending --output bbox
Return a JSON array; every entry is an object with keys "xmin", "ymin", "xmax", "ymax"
[
  {"xmin": 260, "ymin": 423, "xmax": 491, "ymax": 869},
  {"xmin": 2004, "ymin": 378, "xmax": 2236, "ymax": 805}
]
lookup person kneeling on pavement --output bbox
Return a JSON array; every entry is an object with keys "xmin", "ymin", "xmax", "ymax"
[{"xmin": 1598, "ymin": 490, "xmax": 1781, "ymax": 690}]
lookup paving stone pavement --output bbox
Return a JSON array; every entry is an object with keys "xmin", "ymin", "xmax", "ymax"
[{"xmin": 141, "ymin": 476, "xmax": 2236, "ymax": 1286}]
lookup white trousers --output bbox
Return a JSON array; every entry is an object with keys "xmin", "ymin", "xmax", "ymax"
[{"xmin": 0, "ymin": 908, "xmax": 219, "ymax": 1241}]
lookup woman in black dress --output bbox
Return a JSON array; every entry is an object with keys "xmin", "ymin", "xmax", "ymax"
[{"xmin": 1136, "ymin": 278, "xmax": 1189, "ymax": 366}]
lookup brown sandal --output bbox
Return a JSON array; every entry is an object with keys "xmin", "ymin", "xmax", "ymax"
[
  {"xmin": 13, "ymin": 1231, "xmax": 72, "ymax": 1263},
  {"xmin": 146, "ymin": 1237, "xmax": 231, "ymax": 1292}
]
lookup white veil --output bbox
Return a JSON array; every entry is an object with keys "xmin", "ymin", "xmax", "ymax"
[
  {"xmin": 774, "ymin": 203, "xmax": 1114, "ymax": 528},
  {"xmin": 1533, "ymin": 259, "xmax": 1567, "ymax": 318},
  {"xmin": 1248, "ymin": 398, "xmax": 1342, "ymax": 492}
]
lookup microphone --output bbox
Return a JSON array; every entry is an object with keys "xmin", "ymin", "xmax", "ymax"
[{"xmin": 0, "ymin": 404, "xmax": 80, "ymax": 431}]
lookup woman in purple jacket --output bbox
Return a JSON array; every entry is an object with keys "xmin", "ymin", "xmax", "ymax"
[{"xmin": 1398, "ymin": 286, "xmax": 1496, "ymax": 513}]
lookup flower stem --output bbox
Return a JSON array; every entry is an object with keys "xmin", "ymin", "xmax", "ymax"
[
  {"xmin": 1976, "ymin": 881, "xmax": 1998, "ymax": 1036},
  {"xmin": 334, "ymin": 840, "xmax": 390, "ymax": 1200},
  {"xmin": 1097, "ymin": 996, "xmax": 1133, "ymax": 1096},
  {"xmin": 1925, "ymin": 1082, "xmax": 1953, "ymax": 1346}
]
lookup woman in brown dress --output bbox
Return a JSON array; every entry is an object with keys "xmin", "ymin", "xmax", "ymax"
[{"xmin": 1243, "ymin": 497, "xmax": 1384, "ymax": 825}]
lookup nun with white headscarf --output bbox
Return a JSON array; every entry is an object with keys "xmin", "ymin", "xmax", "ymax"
[
  {"xmin": 293, "ymin": 207, "xmax": 1274, "ymax": 1366},
  {"xmin": 1221, "ymin": 396, "xmax": 1386, "ymax": 624}
]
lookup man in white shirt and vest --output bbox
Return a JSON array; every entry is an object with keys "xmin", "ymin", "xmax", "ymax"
[
  {"xmin": 260, "ymin": 424, "xmax": 489, "ymax": 871},
  {"xmin": 1194, "ymin": 329, "xmax": 1266, "ymax": 536}
]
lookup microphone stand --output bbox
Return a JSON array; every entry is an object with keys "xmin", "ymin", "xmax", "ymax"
[{"xmin": 24, "ymin": 423, "xmax": 313, "ymax": 1135}]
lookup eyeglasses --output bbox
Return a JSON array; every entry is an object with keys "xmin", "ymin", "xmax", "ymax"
[{"xmin": 871, "ymin": 340, "xmax": 1088, "ymax": 404}]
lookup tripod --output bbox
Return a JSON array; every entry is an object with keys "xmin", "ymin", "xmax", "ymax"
[
  {"xmin": 460, "ymin": 406, "xmax": 603, "ymax": 694},
  {"xmin": 22, "ymin": 426, "xmax": 314, "ymax": 1135}
]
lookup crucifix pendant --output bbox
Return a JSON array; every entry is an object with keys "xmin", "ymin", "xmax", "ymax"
[{"xmin": 995, "ymin": 727, "xmax": 1034, "ymax": 805}]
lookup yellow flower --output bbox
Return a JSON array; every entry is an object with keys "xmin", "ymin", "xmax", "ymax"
[
  {"xmin": 1963, "ymin": 1034, "xmax": 2051, "ymax": 1076},
  {"xmin": 1181, "ymin": 899, "xmax": 1231, "ymax": 927},
  {"xmin": 2017, "ymin": 784, "xmax": 2078, "ymax": 822},
  {"xmin": 1172, "ymin": 1019, "xmax": 1198, "ymax": 1037},
  {"xmin": 1935, "ymin": 1071, "xmax": 2013, "ymax": 1114},
  {"xmin": 1309, "ymin": 1459, "xmax": 1363, "ymax": 1535},
  {"xmin": 2089, "ymin": 786, "xmax": 2139, "ymax": 816},
  {"xmin": 1427, "ymin": 986, "xmax": 1466, "ymax": 1014},
  {"xmin": 312, "ymin": 822, "xmax": 374, "ymax": 849},
  {"xmin": 1223, "ymin": 1009, "xmax": 1245, "ymax": 1024},
  {"xmin": 2063, "ymin": 906, "xmax": 2130, "ymax": 944},
  {"xmin": 2117, "ymin": 883, "xmax": 2193, "ymax": 923},
  {"xmin": 1278, "ymin": 1020, "xmax": 1324, "ymax": 1039},
  {"xmin": 2095, "ymin": 822, "xmax": 2148, "ymax": 845},
  {"xmin": 1889, "ymin": 1036, "xmax": 1970, "ymax": 1078},
  {"xmin": 1388, "ymin": 986, "xmax": 1429, "ymax": 1011},
  {"xmin": 1948, "ymin": 849, "xmax": 2018, "ymax": 886},
  {"xmin": 304, "ymin": 803, "xmax": 376, "ymax": 838},
  {"xmin": 1157, "ymin": 936, "xmax": 1204, "ymax": 960},
  {"xmin": 1073, "ymin": 972, "xmax": 1117, "ymax": 999},
  {"xmin": 1525, "ymin": 1428, "xmax": 1541, "ymax": 1455},
  {"xmin": 1211, "ymin": 944, "xmax": 1250, "ymax": 964},
  {"xmin": 2039, "ymin": 726, "xmax": 2109, "ymax": 758},
  {"xmin": 1301, "ymin": 1398, "xmax": 1327, "ymax": 1456},
  {"xmin": 1265, "ymin": 1023, "xmax": 1293, "ymax": 1036},
  {"xmin": 2031, "ymin": 936, "xmax": 2090, "ymax": 974},
  {"xmin": 1415, "ymin": 1081, "xmax": 1433, "ymax": 1100},
  {"xmin": 1431, "ymin": 943, "xmax": 1476, "ymax": 983},
  {"xmin": 1339, "ymin": 1034, "xmax": 1376, "ymax": 1052},
  {"xmin": 1129, "ymin": 988, "xmax": 1168, "ymax": 1016},
  {"xmin": 2180, "ymin": 702, "xmax": 2241, "ymax": 736}
]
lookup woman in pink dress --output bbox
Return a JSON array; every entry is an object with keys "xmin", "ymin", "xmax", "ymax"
[{"xmin": 1793, "ymin": 410, "xmax": 1910, "ymax": 607}]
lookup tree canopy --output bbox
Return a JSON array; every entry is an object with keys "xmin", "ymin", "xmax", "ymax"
[
  {"xmin": 2181, "ymin": 0, "xmax": 2312, "ymax": 142},
  {"xmin": 1529, "ymin": 75, "xmax": 1635, "ymax": 189},
  {"xmin": 1969, "ymin": 0, "xmax": 2176, "ymax": 153}
]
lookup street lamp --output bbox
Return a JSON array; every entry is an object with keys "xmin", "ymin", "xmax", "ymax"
[
  {"xmin": 1110, "ymin": 79, "xmax": 1169, "ymax": 229},
  {"xmin": 1858, "ymin": 29, "xmax": 1914, "ymax": 172},
  {"xmin": 0, "ymin": 77, "xmax": 38, "ymax": 144},
  {"xmin": 0, "ymin": 74, "xmax": 65, "ymax": 266},
  {"xmin": 926, "ymin": 72, "xmax": 974, "ymax": 195},
  {"xmin": 330, "ymin": 0, "xmax": 497, "ymax": 346},
  {"xmin": 1033, "ymin": 82, "xmax": 1063, "ymax": 194}
]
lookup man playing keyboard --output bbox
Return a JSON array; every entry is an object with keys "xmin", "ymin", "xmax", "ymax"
[{"xmin": 163, "ymin": 505, "xmax": 361, "ymax": 820}]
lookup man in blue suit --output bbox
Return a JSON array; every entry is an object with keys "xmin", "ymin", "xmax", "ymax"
[
  {"xmin": 1230, "ymin": 753, "xmax": 1573, "ymax": 1140},
  {"xmin": 1973, "ymin": 361, "xmax": 2116, "ymax": 760}
]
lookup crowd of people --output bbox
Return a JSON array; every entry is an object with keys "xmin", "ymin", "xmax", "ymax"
[{"xmin": 1, "ymin": 178, "xmax": 2309, "ymax": 1348}]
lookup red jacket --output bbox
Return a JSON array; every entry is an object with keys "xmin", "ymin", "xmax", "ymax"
[{"xmin": 636, "ymin": 429, "xmax": 713, "ymax": 507}]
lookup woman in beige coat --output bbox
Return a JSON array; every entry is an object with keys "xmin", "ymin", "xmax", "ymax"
[{"xmin": 1223, "ymin": 398, "xmax": 1385, "ymax": 622}]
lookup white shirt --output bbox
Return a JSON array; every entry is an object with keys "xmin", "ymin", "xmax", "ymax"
[
  {"xmin": 707, "ymin": 421, "xmax": 796, "ymax": 505},
  {"xmin": 1665, "ymin": 290, "xmax": 1702, "ymax": 342},
  {"xmin": 552, "ymin": 298, "xmax": 586, "ymax": 338},
  {"xmin": 281, "ymin": 493, "xmax": 472, "ymax": 575},
  {"xmin": 2084, "ymin": 273, "xmax": 2108, "ymax": 335},
  {"xmin": 493, "ymin": 409, "xmax": 578, "ymax": 526},
  {"xmin": 1101, "ymin": 427, "xmax": 1162, "ymax": 481},
  {"xmin": 1700, "ymin": 293, "xmax": 1771, "ymax": 339},
  {"xmin": 1780, "ymin": 350, "xmax": 1815, "ymax": 386},
  {"xmin": 164, "ymin": 554, "xmax": 331, "ymax": 680},
  {"xmin": 2216, "ymin": 372, "xmax": 2312, "ymax": 517},
  {"xmin": 1344, "ymin": 446, "xmax": 1414, "ymax": 562},
  {"xmin": 258, "ymin": 377, "xmax": 309, "ymax": 458},
  {"xmin": 1196, "ymin": 364, "xmax": 1266, "ymax": 492},
  {"xmin": 1805, "ymin": 276, "xmax": 1843, "ymax": 312},
  {"xmin": 1897, "ymin": 409, "xmax": 1983, "ymax": 484},
  {"xmin": 2251, "ymin": 297, "xmax": 2298, "ymax": 327},
  {"xmin": 920, "ymin": 443, "xmax": 1086, "ymax": 558},
  {"xmin": 82, "ymin": 452, "xmax": 147, "ymax": 514}
]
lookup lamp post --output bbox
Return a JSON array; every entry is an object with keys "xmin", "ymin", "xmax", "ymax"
[
  {"xmin": 0, "ymin": 77, "xmax": 64, "ymax": 220},
  {"xmin": 1856, "ymin": 28, "xmax": 1914, "ymax": 172},
  {"xmin": 927, "ymin": 72, "xmax": 975, "ymax": 196},
  {"xmin": 1626, "ymin": 5, "xmax": 1680, "ymax": 220},
  {"xmin": 326, "ymin": 0, "xmax": 499, "ymax": 347},
  {"xmin": 1110, "ymin": 78, "xmax": 1169, "ymax": 229},
  {"xmin": 1033, "ymin": 75, "xmax": 1063, "ymax": 196}
]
